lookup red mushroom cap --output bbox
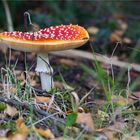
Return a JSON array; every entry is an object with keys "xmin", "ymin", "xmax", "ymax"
[{"xmin": 0, "ymin": 24, "xmax": 89, "ymax": 52}]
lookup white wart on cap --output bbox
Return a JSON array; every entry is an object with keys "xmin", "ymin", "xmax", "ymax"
[{"xmin": 0, "ymin": 24, "xmax": 89, "ymax": 91}]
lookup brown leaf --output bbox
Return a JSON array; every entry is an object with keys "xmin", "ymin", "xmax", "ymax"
[
  {"xmin": 33, "ymin": 127, "xmax": 54, "ymax": 139},
  {"xmin": 110, "ymin": 32, "xmax": 122, "ymax": 42},
  {"xmin": 4, "ymin": 105, "xmax": 18, "ymax": 117},
  {"xmin": 58, "ymin": 58, "xmax": 78, "ymax": 66},
  {"xmin": 35, "ymin": 96, "xmax": 51, "ymax": 103},
  {"xmin": 76, "ymin": 113, "xmax": 94, "ymax": 131}
]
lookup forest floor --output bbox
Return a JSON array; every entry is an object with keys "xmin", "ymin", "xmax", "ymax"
[{"xmin": 0, "ymin": 43, "xmax": 140, "ymax": 140}]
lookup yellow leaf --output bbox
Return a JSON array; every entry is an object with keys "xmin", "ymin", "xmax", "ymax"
[
  {"xmin": 111, "ymin": 95, "xmax": 132, "ymax": 106},
  {"xmin": 16, "ymin": 118, "xmax": 29, "ymax": 135},
  {"xmin": 33, "ymin": 127, "xmax": 54, "ymax": 139},
  {"xmin": 0, "ymin": 118, "xmax": 29, "ymax": 140}
]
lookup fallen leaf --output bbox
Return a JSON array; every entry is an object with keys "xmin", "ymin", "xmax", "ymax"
[
  {"xmin": 111, "ymin": 95, "xmax": 132, "ymax": 106},
  {"xmin": 16, "ymin": 118, "xmax": 29, "ymax": 135},
  {"xmin": 87, "ymin": 26, "xmax": 99, "ymax": 34},
  {"xmin": 35, "ymin": 96, "xmax": 51, "ymax": 103},
  {"xmin": 4, "ymin": 105, "xmax": 18, "ymax": 117},
  {"xmin": 110, "ymin": 32, "xmax": 122, "ymax": 42},
  {"xmin": 2, "ymin": 118, "xmax": 29, "ymax": 140},
  {"xmin": 76, "ymin": 113, "xmax": 94, "ymax": 131},
  {"xmin": 33, "ymin": 127, "xmax": 54, "ymax": 139},
  {"xmin": 123, "ymin": 37, "xmax": 132, "ymax": 44},
  {"xmin": 58, "ymin": 59, "xmax": 78, "ymax": 66}
]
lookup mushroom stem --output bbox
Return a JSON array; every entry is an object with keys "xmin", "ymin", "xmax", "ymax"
[{"xmin": 35, "ymin": 53, "xmax": 54, "ymax": 91}]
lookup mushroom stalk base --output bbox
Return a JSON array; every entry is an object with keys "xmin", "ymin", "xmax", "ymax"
[
  {"xmin": 35, "ymin": 53, "xmax": 54, "ymax": 91},
  {"xmin": 40, "ymin": 72, "xmax": 53, "ymax": 91}
]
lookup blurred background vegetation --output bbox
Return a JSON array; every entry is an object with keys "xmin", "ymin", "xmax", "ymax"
[{"xmin": 0, "ymin": 0, "xmax": 140, "ymax": 58}]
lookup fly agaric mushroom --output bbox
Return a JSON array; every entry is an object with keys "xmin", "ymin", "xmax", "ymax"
[{"xmin": 0, "ymin": 24, "xmax": 89, "ymax": 91}]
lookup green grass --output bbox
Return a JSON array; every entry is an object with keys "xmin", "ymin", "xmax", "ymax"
[{"xmin": 0, "ymin": 49, "xmax": 140, "ymax": 139}]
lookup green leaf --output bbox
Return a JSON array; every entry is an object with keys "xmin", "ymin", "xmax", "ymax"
[
  {"xmin": 66, "ymin": 112, "xmax": 77, "ymax": 127},
  {"xmin": 0, "ymin": 102, "xmax": 6, "ymax": 112}
]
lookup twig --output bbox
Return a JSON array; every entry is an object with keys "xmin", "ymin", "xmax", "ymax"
[
  {"xmin": 2, "ymin": 0, "xmax": 14, "ymax": 31},
  {"xmin": 0, "ymin": 97, "xmax": 65, "ymax": 124},
  {"xmin": 31, "ymin": 112, "xmax": 61, "ymax": 126},
  {"xmin": 50, "ymin": 49, "xmax": 140, "ymax": 72}
]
